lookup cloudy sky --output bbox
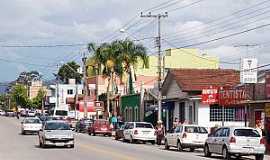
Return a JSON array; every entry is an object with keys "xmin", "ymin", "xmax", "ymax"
[{"xmin": 0, "ymin": 0, "xmax": 270, "ymax": 82}]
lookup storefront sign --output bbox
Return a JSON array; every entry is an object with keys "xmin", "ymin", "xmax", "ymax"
[
  {"xmin": 202, "ymin": 87, "xmax": 218, "ymax": 104},
  {"xmin": 265, "ymin": 103, "xmax": 270, "ymax": 118},
  {"xmin": 219, "ymin": 89, "xmax": 246, "ymax": 106}
]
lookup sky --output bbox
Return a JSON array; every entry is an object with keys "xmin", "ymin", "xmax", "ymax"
[{"xmin": 0, "ymin": 0, "xmax": 270, "ymax": 82}]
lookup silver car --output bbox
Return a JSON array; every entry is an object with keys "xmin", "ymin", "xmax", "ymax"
[
  {"xmin": 38, "ymin": 120, "xmax": 74, "ymax": 148},
  {"xmin": 204, "ymin": 127, "xmax": 265, "ymax": 160}
]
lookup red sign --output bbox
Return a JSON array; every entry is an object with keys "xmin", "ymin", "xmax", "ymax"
[
  {"xmin": 202, "ymin": 87, "xmax": 219, "ymax": 104},
  {"xmin": 78, "ymin": 101, "xmax": 95, "ymax": 112},
  {"xmin": 94, "ymin": 101, "xmax": 104, "ymax": 111},
  {"xmin": 218, "ymin": 89, "xmax": 246, "ymax": 106}
]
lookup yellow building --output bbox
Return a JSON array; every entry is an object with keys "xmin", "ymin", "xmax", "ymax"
[{"xmin": 135, "ymin": 48, "xmax": 219, "ymax": 77}]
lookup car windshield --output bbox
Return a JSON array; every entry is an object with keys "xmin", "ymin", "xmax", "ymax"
[
  {"xmin": 45, "ymin": 122, "xmax": 70, "ymax": 130},
  {"xmin": 234, "ymin": 129, "xmax": 260, "ymax": 137},
  {"xmin": 55, "ymin": 110, "xmax": 68, "ymax": 116},
  {"xmin": 135, "ymin": 123, "xmax": 153, "ymax": 128},
  {"xmin": 24, "ymin": 119, "xmax": 41, "ymax": 124}
]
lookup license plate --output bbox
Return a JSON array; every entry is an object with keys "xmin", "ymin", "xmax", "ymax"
[{"xmin": 55, "ymin": 143, "xmax": 65, "ymax": 146}]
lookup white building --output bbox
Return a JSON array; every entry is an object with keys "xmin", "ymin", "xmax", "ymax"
[{"xmin": 161, "ymin": 69, "xmax": 245, "ymax": 130}]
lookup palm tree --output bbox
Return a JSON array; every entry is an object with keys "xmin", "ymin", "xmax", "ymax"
[
  {"xmin": 87, "ymin": 39, "xmax": 149, "ymax": 117},
  {"xmin": 115, "ymin": 39, "xmax": 149, "ymax": 94}
]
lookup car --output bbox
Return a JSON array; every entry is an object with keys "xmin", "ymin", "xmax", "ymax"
[
  {"xmin": 114, "ymin": 122, "xmax": 126, "ymax": 140},
  {"xmin": 75, "ymin": 119, "xmax": 93, "ymax": 133},
  {"xmin": 123, "ymin": 122, "xmax": 156, "ymax": 144},
  {"xmin": 27, "ymin": 111, "xmax": 36, "ymax": 117},
  {"xmin": 88, "ymin": 119, "xmax": 112, "ymax": 136},
  {"xmin": 5, "ymin": 110, "xmax": 15, "ymax": 117},
  {"xmin": 0, "ymin": 110, "xmax": 5, "ymax": 116},
  {"xmin": 164, "ymin": 124, "xmax": 208, "ymax": 152},
  {"xmin": 21, "ymin": 117, "xmax": 42, "ymax": 135},
  {"xmin": 204, "ymin": 127, "xmax": 265, "ymax": 160},
  {"xmin": 38, "ymin": 120, "xmax": 74, "ymax": 148}
]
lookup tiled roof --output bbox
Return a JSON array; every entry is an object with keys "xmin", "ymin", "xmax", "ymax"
[{"xmin": 170, "ymin": 69, "xmax": 240, "ymax": 91}]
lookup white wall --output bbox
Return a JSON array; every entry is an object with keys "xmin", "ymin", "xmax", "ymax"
[
  {"xmin": 197, "ymin": 103, "xmax": 246, "ymax": 128},
  {"xmin": 174, "ymin": 101, "xmax": 179, "ymax": 119}
]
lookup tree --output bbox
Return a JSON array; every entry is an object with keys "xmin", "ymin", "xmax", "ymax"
[
  {"xmin": 16, "ymin": 71, "xmax": 41, "ymax": 84},
  {"xmin": 57, "ymin": 61, "xmax": 82, "ymax": 84},
  {"xmin": 32, "ymin": 89, "xmax": 46, "ymax": 109},
  {"xmin": 87, "ymin": 39, "xmax": 149, "ymax": 115},
  {"xmin": 10, "ymin": 84, "xmax": 28, "ymax": 109}
]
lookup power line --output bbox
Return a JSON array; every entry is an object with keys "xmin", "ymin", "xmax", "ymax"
[
  {"xmin": 176, "ymin": 23, "xmax": 270, "ymax": 48},
  {"xmin": 168, "ymin": 0, "xmax": 205, "ymax": 12}
]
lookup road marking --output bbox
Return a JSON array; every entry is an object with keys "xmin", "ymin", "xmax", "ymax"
[{"xmin": 79, "ymin": 143, "xmax": 138, "ymax": 160}]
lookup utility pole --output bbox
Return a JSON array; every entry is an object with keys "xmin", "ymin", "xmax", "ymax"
[
  {"xmin": 234, "ymin": 44, "xmax": 258, "ymax": 127},
  {"xmin": 141, "ymin": 12, "xmax": 168, "ymax": 122},
  {"xmin": 53, "ymin": 65, "xmax": 60, "ymax": 116},
  {"xmin": 82, "ymin": 52, "xmax": 88, "ymax": 119}
]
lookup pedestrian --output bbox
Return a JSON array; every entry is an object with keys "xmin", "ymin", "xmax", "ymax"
[
  {"xmin": 156, "ymin": 120, "xmax": 165, "ymax": 145},
  {"xmin": 173, "ymin": 118, "xmax": 179, "ymax": 129},
  {"xmin": 111, "ymin": 114, "xmax": 118, "ymax": 130}
]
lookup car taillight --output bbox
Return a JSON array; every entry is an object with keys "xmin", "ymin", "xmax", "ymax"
[
  {"xmin": 229, "ymin": 137, "xmax": 236, "ymax": 143},
  {"xmin": 260, "ymin": 137, "xmax": 265, "ymax": 145},
  {"xmin": 134, "ymin": 130, "xmax": 138, "ymax": 135},
  {"xmin": 182, "ymin": 133, "xmax": 187, "ymax": 138}
]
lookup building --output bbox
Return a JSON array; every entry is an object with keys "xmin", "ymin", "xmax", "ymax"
[
  {"xmin": 28, "ymin": 80, "xmax": 47, "ymax": 99},
  {"xmin": 161, "ymin": 69, "xmax": 241, "ymax": 129}
]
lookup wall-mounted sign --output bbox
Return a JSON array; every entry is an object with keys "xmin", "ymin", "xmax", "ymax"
[
  {"xmin": 202, "ymin": 87, "xmax": 219, "ymax": 104},
  {"xmin": 219, "ymin": 89, "xmax": 246, "ymax": 106},
  {"xmin": 240, "ymin": 58, "xmax": 258, "ymax": 84}
]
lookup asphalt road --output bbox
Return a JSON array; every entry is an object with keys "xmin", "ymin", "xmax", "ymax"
[{"xmin": 0, "ymin": 116, "xmax": 261, "ymax": 160}]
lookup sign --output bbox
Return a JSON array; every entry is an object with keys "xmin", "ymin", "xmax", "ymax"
[
  {"xmin": 202, "ymin": 87, "xmax": 219, "ymax": 104},
  {"xmin": 78, "ymin": 101, "xmax": 94, "ymax": 112},
  {"xmin": 219, "ymin": 89, "xmax": 246, "ymax": 106},
  {"xmin": 94, "ymin": 101, "xmax": 104, "ymax": 111},
  {"xmin": 265, "ymin": 103, "xmax": 270, "ymax": 118},
  {"xmin": 240, "ymin": 58, "xmax": 258, "ymax": 84}
]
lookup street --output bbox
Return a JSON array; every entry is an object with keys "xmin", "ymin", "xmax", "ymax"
[{"xmin": 0, "ymin": 117, "xmax": 261, "ymax": 160}]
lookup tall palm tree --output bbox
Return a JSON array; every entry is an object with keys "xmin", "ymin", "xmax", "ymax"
[
  {"xmin": 115, "ymin": 39, "xmax": 149, "ymax": 94},
  {"xmin": 87, "ymin": 39, "xmax": 149, "ymax": 117}
]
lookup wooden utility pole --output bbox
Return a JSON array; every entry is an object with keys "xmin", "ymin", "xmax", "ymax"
[
  {"xmin": 82, "ymin": 52, "xmax": 88, "ymax": 118},
  {"xmin": 141, "ymin": 12, "xmax": 168, "ymax": 122}
]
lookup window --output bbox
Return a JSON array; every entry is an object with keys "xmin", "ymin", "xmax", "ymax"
[
  {"xmin": 175, "ymin": 126, "xmax": 183, "ymax": 133},
  {"xmin": 214, "ymin": 128, "xmax": 223, "ymax": 137},
  {"xmin": 234, "ymin": 129, "xmax": 260, "ymax": 137},
  {"xmin": 221, "ymin": 128, "xmax": 230, "ymax": 137},
  {"xmin": 67, "ymin": 89, "xmax": 73, "ymax": 95},
  {"xmin": 210, "ymin": 106, "xmax": 245, "ymax": 122}
]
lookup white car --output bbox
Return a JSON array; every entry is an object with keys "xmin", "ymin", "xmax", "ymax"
[
  {"xmin": 165, "ymin": 124, "xmax": 208, "ymax": 151},
  {"xmin": 0, "ymin": 110, "xmax": 5, "ymax": 116},
  {"xmin": 38, "ymin": 120, "xmax": 74, "ymax": 148},
  {"xmin": 123, "ymin": 122, "xmax": 156, "ymax": 144},
  {"xmin": 204, "ymin": 127, "xmax": 265, "ymax": 160},
  {"xmin": 21, "ymin": 117, "xmax": 42, "ymax": 135}
]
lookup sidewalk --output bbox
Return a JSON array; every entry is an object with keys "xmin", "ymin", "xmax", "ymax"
[{"xmin": 265, "ymin": 154, "xmax": 270, "ymax": 159}]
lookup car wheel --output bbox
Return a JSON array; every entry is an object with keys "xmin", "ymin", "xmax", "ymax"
[
  {"xmin": 21, "ymin": 130, "xmax": 25, "ymax": 135},
  {"xmin": 39, "ymin": 140, "xmax": 42, "ymax": 148},
  {"xmin": 222, "ymin": 147, "xmax": 231, "ymax": 160},
  {"xmin": 150, "ymin": 140, "xmax": 155, "ymax": 145},
  {"xmin": 70, "ymin": 144, "xmax": 74, "ymax": 148},
  {"xmin": 204, "ymin": 144, "xmax": 211, "ymax": 157},
  {"xmin": 255, "ymin": 154, "xmax": 264, "ymax": 160},
  {"xmin": 177, "ymin": 141, "xmax": 183, "ymax": 152},
  {"xmin": 165, "ymin": 139, "xmax": 170, "ymax": 150},
  {"xmin": 190, "ymin": 148, "xmax": 195, "ymax": 152},
  {"xmin": 92, "ymin": 132, "xmax": 96, "ymax": 136}
]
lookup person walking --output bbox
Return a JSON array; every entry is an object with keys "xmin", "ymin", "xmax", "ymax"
[{"xmin": 156, "ymin": 120, "xmax": 165, "ymax": 145}]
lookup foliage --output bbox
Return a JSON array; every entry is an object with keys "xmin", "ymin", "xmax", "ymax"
[
  {"xmin": 16, "ymin": 71, "xmax": 41, "ymax": 84},
  {"xmin": 57, "ymin": 61, "xmax": 82, "ymax": 84},
  {"xmin": 32, "ymin": 89, "xmax": 46, "ymax": 109},
  {"xmin": 10, "ymin": 84, "xmax": 28, "ymax": 108}
]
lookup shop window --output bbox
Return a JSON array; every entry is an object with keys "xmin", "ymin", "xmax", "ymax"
[
  {"xmin": 67, "ymin": 89, "xmax": 73, "ymax": 95},
  {"xmin": 210, "ymin": 106, "xmax": 245, "ymax": 122}
]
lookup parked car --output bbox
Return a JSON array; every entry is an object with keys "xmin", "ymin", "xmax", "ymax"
[
  {"xmin": 114, "ymin": 122, "xmax": 125, "ymax": 140},
  {"xmin": 123, "ymin": 122, "xmax": 156, "ymax": 144},
  {"xmin": 38, "ymin": 120, "xmax": 74, "ymax": 148},
  {"xmin": 75, "ymin": 119, "xmax": 93, "ymax": 133},
  {"xmin": 21, "ymin": 117, "xmax": 42, "ymax": 135},
  {"xmin": 204, "ymin": 127, "xmax": 265, "ymax": 160},
  {"xmin": 88, "ymin": 119, "xmax": 112, "ymax": 136},
  {"xmin": 5, "ymin": 110, "xmax": 15, "ymax": 117},
  {"xmin": 0, "ymin": 110, "xmax": 5, "ymax": 116},
  {"xmin": 165, "ymin": 124, "xmax": 208, "ymax": 151}
]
